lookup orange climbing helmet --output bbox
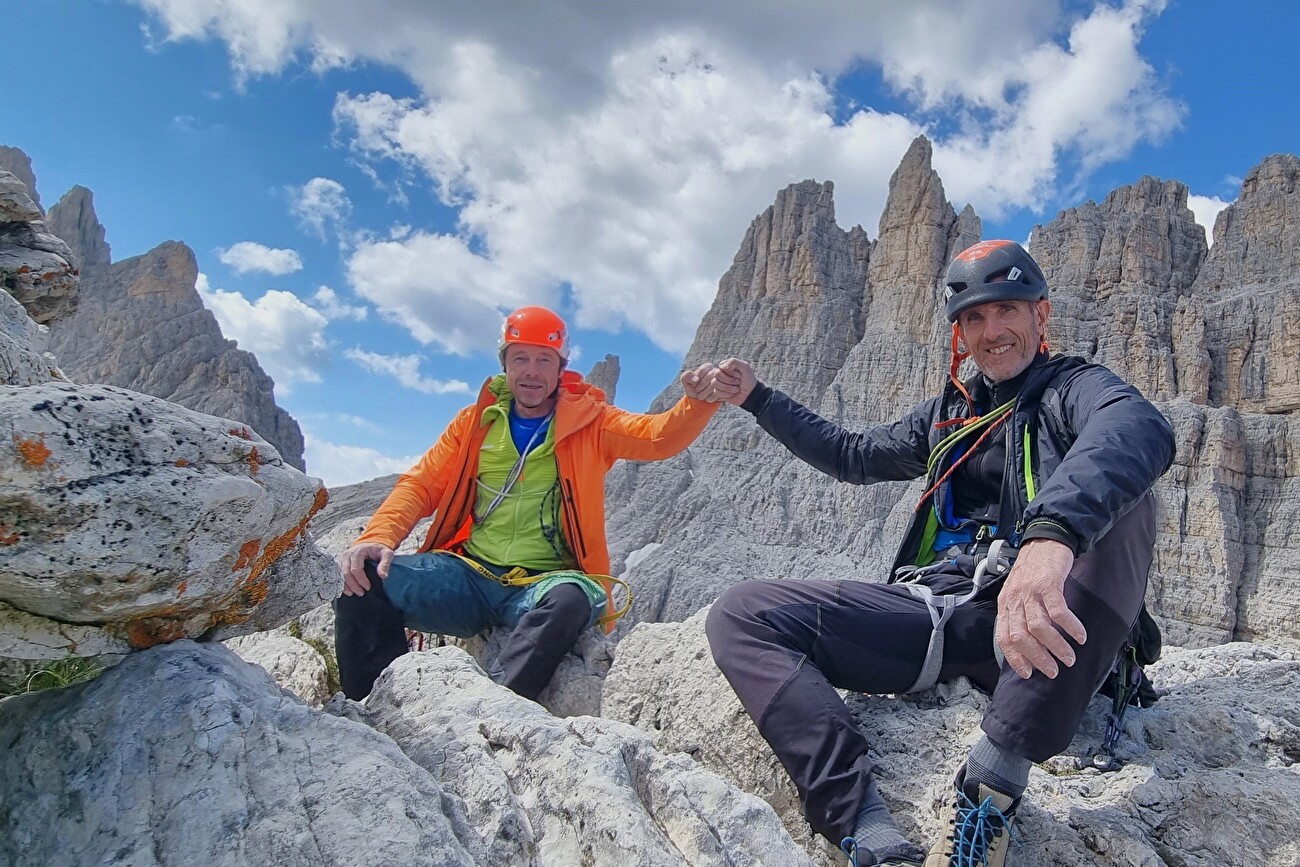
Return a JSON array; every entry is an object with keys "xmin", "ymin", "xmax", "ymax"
[{"xmin": 499, "ymin": 305, "xmax": 570, "ymax": 363}]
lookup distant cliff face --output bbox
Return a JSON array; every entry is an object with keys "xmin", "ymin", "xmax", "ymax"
[
  {"xmin": 604, "ymin": 139, "xmax": 1300, "ymax": 649},
  {"xmin": 10, "ymin": 160, "xmax": 309, "ymax": 472}
]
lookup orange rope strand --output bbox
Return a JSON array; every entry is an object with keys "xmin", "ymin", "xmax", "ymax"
[
  {"xmin": 915, "ymin": 412, "xmax": 1009, "ymax": 512},
  {"xmin": 948, "ymin": 323, "xmax": 975, "ymax": 410}
]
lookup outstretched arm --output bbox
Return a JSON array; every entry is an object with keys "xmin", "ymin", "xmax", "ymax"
[
  {"xmin": 706, "ymin": 357, "xmax": 933, "ymax": 485},
  {"xmin": 596, "ymin": 365, "xmax": 725, "ymax": 462}
]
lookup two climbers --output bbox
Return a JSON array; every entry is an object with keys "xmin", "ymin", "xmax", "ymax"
[
  {"xmin": 700, "ymin": 240, "xmax": 1176, "ymax": 866},
  {"xmin": 334, "ymin": 305, "xmax": 723, "ymax": 701}
]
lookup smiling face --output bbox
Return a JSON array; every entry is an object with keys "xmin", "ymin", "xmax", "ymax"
[
  {"xmin": 504, "ymin": 344, "xmax": 563, "ymax": 417},
  {"xmin": 956, "ymin": 298, "xmax": 1051, "ymax": 383}
]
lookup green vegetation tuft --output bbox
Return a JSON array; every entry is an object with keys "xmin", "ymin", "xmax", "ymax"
[
  {"xmin": 303, "ymin": 636, "xmax": 341, "ymax": 696},
  {"xmin": 2, "ymin": 657, "xmax": 102, "ymax": 698}
]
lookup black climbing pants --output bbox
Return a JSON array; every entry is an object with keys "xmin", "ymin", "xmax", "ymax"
[
  {"xmin": 334, "ymin": 552, "xmax": 593, "ymax": 702},
  {"xmin": 705, "ymin": 493, "xmax": 1155, "ymax": 845}
]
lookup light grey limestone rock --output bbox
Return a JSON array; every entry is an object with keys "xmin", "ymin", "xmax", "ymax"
[
  {"xmin": 0, "ymin": 170, "xmax": 78, "ymax": 325},
  {"xmin": 0, "ymin": 382, "xmax": 335, "ymax": 660},
  {"xmin": 40, "ymin": 220, "xmax": 306, "ymax": 470},
  {"xmin": 334, "ymin": 645, "xmax": 816, "ymax": 866},
  {"xmin": 45, "ymin": 184, "xmax": 110, "ymax": 272},
  {"xmin": 586, "ymin": 352, "xmax": 620, "ymax": 404},
  {"xmin": 1029, "ymin": 175, "xmax": 1207, "ymax": 402},
  {"xmin": 1, "ymin": 287, "xmax": 65, "ymax": 387},
  {"xmin": 0, "ymin": 640, "xmax": 481, "ymax": 867},
  {"xmin": 225, "ymin": 631, "xmax": 332, "ymax": 707},
  {"xmin": 0, "ymin": 145, "xmax": 40, "ymax": 208},
  {"xmin": 1180, "ymin": 154, "xmax": 1300, "ymax": 415},
  {"xmin": 0, "ymin": 169, "xmax": 43, "ymax": 222},
  {"xmin": 604, "ymin": 608, "xmax": 1300, "ymax": 867}
]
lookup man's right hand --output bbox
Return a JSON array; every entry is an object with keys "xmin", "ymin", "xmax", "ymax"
[
  {"xmin": 337, "ymin": 543, "xmax": 395, "ymax": 596},
  {"xmin": 711, "ymin": 358, "xmax": 757, "ymax": 406}
]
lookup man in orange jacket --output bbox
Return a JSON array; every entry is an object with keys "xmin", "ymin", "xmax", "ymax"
[{"xmin": 335, "ymin": 305, "xmax": 721, "ymax": 700}]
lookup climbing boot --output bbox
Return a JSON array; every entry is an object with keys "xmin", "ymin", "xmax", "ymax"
[{"xmin": 924, "ymin": 768, "xmax": 1018, "ymax": 866}]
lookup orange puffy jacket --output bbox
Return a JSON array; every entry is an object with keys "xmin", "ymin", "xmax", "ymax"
[{"xmin": 354, "ymin": 370, "xmax": 719, "ymax": 627}]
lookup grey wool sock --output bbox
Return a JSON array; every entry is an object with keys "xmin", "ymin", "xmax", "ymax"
[
  {"xmin": 965, "ymin": 734, "xmax": 1030, "ymax": 799},
  {"xmin": 850, "ymin": 775, "xmax": 924, "ymax": 862}
]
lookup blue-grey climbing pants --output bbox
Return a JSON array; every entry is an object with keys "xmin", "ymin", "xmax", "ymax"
[{"xmin": 335, "ymin": 551, "xmax": 596, "ymax": 701}]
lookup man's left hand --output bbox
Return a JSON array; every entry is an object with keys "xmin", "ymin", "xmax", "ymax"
[{"xmin": 995, "ymin": 538, "xmax": 1087, "ymax": 679}]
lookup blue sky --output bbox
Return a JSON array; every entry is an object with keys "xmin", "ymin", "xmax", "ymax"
[{"xmin": 4, "ymin": 0, "xmax": 1295, "ymax": 487}]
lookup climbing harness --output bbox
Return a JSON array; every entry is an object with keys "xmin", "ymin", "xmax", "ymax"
[
  {"xmin": 893, "ymin": 539, "xmax": 1016, "ymax": 694},
  {"xmin": 432, "ymin": 546, "xmax": 633, "ymax": 628}
]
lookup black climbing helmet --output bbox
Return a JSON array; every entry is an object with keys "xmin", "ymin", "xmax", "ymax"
[{"xmin": 943, "ymin": 240, "xmax": 1048, "ymax": 322}]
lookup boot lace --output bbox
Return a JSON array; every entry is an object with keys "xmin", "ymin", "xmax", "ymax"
[{"xmin": 949, "ymin": 789, "xmax": 1014, "ymax": 867}]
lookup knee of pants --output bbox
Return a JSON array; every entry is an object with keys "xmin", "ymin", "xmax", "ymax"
[
  {"xmin": 535, "ymin": 582, "xmax": 591, "ymax": 623},
  {"xmin": 705, "ymin": 583, "xmax": 753, "ymax": 646},
  {"xmin": 335, "ymin": 562, "xmax": 398, "ymax": 620},
  {"xmin": 705, "ymin": 581, "xmax": 817, "ymax": 669}
]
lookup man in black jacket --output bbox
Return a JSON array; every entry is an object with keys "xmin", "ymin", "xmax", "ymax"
[{"xmin": 701, "ymin": 240, "xmax": 1175, "ymax": 867}]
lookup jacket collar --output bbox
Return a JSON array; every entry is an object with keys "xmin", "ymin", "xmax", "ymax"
[{"xmin": 475, "ymin": 370, "xmax": 609, "ymax": 441}]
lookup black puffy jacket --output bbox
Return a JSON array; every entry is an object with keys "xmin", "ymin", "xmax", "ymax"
[{"xmin": 741, "ymin": 354, "xmax": 1176, "ymax": 574}]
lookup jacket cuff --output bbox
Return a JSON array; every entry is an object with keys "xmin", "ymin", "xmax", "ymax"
[
  {"xmin": 740, "ymin": 381, "xmax": 773, "ymax": 416},
  {"xmin": 1020, "ymin": 519, "xmax": 1080, "ymax": 556}
]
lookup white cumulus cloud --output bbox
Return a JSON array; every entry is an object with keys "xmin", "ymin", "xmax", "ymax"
[
  {"xmin": 197, "ymin": 273, "xmax": 330, "ymax": 391},
  {"xmin": 311, "ymin": 285, "xmax": 368, "ymax": 320},
  {"xmin": 140, "ymin": 0, "xmax": 1183, "ymax": 353},
  {"xmin": 1187, "ymin": 194, "xmax": 1231, "ymax": 245},
  {"xmin": 345, "ymin": 347, "xmax": 471, "ymax": 395},
  {"xmin": 290, "ymin": 177, "xmax": 353, "ymax": 240},
  {"xmin": 217, "ymin": 241, "xmax": 304, "ymax": 275},
  {"xmin": 303, "ymin": 433, "xmax": 418, "ymax": 488}
]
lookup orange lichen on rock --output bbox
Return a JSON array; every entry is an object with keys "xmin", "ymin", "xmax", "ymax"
[
  {"xmin": 0, "ymin": 524, "xmax": 20, "ymax": 546},
  {"xmin": 126, "ymin": 617, "xmax": 187, "ymax": 650},
  {"xmin": 244, "ymin": 486, "xmax": 330, "ymax": 588},
  {"xmin": 246, "ymin": 446, "xmax": 262, "ymax": 475},
  {"xmin": 174, "ymin": 458, "xmax": 190, "ymax": 467},
  {"xmin": 14, "ymin": 435, "xmax": 52, "ymax": 468},
  {"xmin": 176, "ymin": 579, "xmax": 188, "ymax": 596},
  {"xmin": 233, "ymin": 539, "xmax": 261, "ymax": 571},
  {"xmin": 228, "ymin": 426, "xmax": 253, "ymax": 440}
]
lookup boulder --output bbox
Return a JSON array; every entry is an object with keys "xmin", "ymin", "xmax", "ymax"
[
  {"xmin": 0, "ymin": 382, "xmax": 335, "ymax": 661},
  {"xmin": 0, "ymin": 170, "xmax": 77, "ymax": 324},
  {"xmin": 333, "ymin": 645, "xmax": 817, "ymax": 865},
  {"xmin": 225, "ymin": 631, "xmax": 333, "ymax": 707},
  {"xmin": 0, "ymin": 641, "xmax": 482, "ymax": 866},
  {"xmin": 1, "ymin": 286, "xmax": 64, "ymax": 387}
]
